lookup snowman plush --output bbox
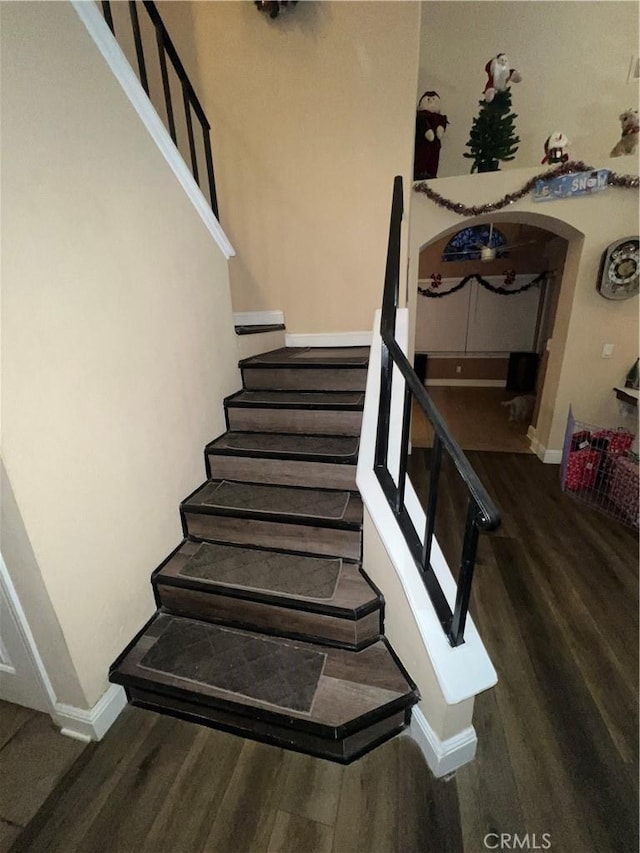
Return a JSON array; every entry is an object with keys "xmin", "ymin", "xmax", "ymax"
[{"xmin": 541, "ymin": 131, "xmax": 570, "ymax": 164}]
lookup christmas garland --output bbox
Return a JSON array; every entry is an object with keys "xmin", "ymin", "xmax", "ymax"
[
  {"xmin": 418, "ymin": 271, "xmax": 547, "ymax": 298},
  {"xmin": 414, "ymin": 160, "xmax": 639, "ymax": 217}
]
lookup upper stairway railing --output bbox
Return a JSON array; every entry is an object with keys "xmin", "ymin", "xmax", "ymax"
[
  {"xmin": 375, "ymin": 176, "xmax": 501, "ymax": 647},
  {"xmin": 101, "ymin": 0, "xmax": 218, "ymax": 219}
]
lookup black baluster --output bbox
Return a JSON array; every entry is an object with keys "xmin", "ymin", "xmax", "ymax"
[
  {"xmin": 202, "ymin": 123, "xmax": 218, "ymax": 219},
  {"xmin": 182, "ymin": 87, "xmax": 199, "ymax": 184},
  {"xmin": 375, "ymin": 339, "xmax": 393, "ymax": 472},
  {"xmin": 102, "ymin": 0, "xmax": 114, "ymax": 34},
  {"xmin": 128, "ymin": 1, "xmax": 149, "ymax": 95},
  {"xmin": 422, "ymin": 434, "xmax": 442, "ymax": 571},
  {"xmin": 396, "ymin": 380, "xmax": 413, "ymax": 512},
  {"xmin": 449, "ymin": 500, "xmax": 481, "ymax": 646},
  {"xmin": 155, "ymin": 29, "xmax": 176, "ymax": 143}
]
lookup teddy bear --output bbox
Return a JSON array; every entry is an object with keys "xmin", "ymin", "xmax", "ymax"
[
  {"xmin": 413, "ymin": 91, "xmax": 449, "ymax": 180},
  {"xmin": 610, "ymin": 109, "xmax": 639, "ymax": 157},
  {"xmin": 482, "ymin": 53, "xmax": 522, "ymax": 103}
]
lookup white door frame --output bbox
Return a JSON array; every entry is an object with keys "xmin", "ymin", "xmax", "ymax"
[{"xmin": 0, "ymin": 554, "xmax": 57, "ymax": 713}]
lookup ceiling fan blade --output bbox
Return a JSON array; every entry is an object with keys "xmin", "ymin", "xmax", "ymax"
[
  {"xmin": 466, "ymin": 238, "xmax": 538, "ymax": 255},
  {"xmin": 502, "ymin": 239, "xmax": 538, "ymax": 251},
  {"xmin": 452, "ymin": 244, "xmax": 505, "ymax": 257}
]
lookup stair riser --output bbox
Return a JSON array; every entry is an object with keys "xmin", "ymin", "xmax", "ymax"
[
  {"xmin": 183, "ymin": 511, "xmax": 361, "ymax": 560},
  {"xmin": 156, "ymin": 583, "xmax": 380, "ymax": 649},
  {"xmin": 242, "ymin": 367, "xmax": 367, "ymax": 392},
  {"xmin": 207, "ymin": 454, "xmax": 357, "ymax": 490},
  {"xmin": 226, "ymin": 407, "xmax": 362, "ymax": 436},
  {"xmin": 127, "ymin": 686, "xmax": 408, "ymax": 764},
  {"xmin": 236, "ymin": 330, "xmax": 286, "ymax": 362}
]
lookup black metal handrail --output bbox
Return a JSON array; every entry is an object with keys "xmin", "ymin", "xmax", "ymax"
[
  {"xmin": 101, "ymin": 0, "xmax": 218, "ymax": 219},
  {"xmin": 374, "ymin": 176, "xmax": 501, "ymax": 647}
]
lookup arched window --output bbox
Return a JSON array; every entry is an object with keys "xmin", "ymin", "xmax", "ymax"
[{"xmin": 442, "ymin": 225, "xmax": 508, "ymax": 262}]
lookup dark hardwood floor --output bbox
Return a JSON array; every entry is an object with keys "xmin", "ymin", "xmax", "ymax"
[
  {"xmin": 7, "ymin": 710, "xmax": 453, "ymax": 853},
  {"xmin": 411, "ymin": 449, "xmax": 639, "ymax": 853},
  {"xmin": 3, "ymin": 452, "xmax": 638, "ymax": 852}
]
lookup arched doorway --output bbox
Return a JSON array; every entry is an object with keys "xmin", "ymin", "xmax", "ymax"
[{"xmin": 410, "ymin": 211, "xmax": 585, "ymax": 455}]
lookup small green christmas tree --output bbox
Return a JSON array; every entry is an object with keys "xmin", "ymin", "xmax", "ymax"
[{"xmin": 464, "ymin": 89, "xmax": 520, "ymax": 173}]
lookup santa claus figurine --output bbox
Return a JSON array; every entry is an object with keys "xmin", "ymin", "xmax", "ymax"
[
  {"xmin": 541, "ymin": 132, "xmax": 569, "ymax": 164},
  {"xmin": 482, "ymin": 53, "xmax": 522, "ymax": 103},
  {"xmin": 414, "ymin": 91, "xmax": 449, "ymax": 180}
]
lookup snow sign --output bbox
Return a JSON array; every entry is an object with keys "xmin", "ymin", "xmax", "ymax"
[{"xmin": 533, "ymin": 169, "xmax": 609, "ymax": 203}]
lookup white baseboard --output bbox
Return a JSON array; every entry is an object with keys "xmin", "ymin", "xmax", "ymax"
[
  {"xmin": 285, "ymin": 331, "xmax": 372, "ymax": 348},
  {"xmin": 72, "ymin": 1, "xmax": 234, "ymax": 260},
  {"xmin": 424, "ymin": 352, "xmax": 510, "ymax": 360},
  {"xmin": 529, "ymin": 432, "xmax": 562, "ymax": 464},
  {"xmin": 408, "ymin": 707, "xmax": 477, "ymax": 777},
  {"xmin": 233, "ymin": 311, "xmax": 284, "ymax": 327},
  {"xmin": 54, "ymin": 684, "xmax": 127, "ymax": 742},
  {"xmin": 425, "ymin": 379, "xmax": 506, "ymax": 388}
]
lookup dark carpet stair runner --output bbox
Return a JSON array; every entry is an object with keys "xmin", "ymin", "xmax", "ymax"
[{"xmin": 110, "ymin": 346, "xmax": 418, "ymax": 763}]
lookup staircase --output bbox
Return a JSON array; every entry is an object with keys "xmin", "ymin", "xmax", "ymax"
[{"xmin": 110, "ymin": 346, "xmax": 418, "ymax": 763}]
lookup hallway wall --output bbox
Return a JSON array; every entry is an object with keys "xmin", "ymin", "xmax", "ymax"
[{"xmin": 159, "ymin": 0, "xmax": 421, "ymax": 335}]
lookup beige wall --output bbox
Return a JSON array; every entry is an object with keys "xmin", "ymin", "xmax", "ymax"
[
  {"xmin": 363, "ymin": 510, "xmax": 474, "ymax": 741},
  {"xmin": 158, "ymin": 0, "xmax": 421, "ymax": 333},
  {"xmin": 409, "ymin": 162, "xmax": 640, "ymax": 454},
  {"xmin": 1, "ymin": 2, "xmax": 240, "ymax": 707},
  {"xmin": 418, "ymin": 1, "xmax": 639, "ymax": 178}
]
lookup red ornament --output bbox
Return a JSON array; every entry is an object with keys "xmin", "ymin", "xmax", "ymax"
[{"xmin": 430, "ymin": 273, "xmax": 442, "ymax": 289}]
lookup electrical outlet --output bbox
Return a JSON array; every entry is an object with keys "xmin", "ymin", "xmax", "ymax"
[
  {"xmin": 456, "ymin": 364, "xmax": 462, "ymax": 374},
  {"xmin": 602, "ymin": 343, "xmax": 614, "ymax": 359},
  {"xmin": 627, "ymin": 55, "xmax": 639, "ymax": 83}
]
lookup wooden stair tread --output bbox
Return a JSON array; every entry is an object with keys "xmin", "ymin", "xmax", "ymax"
[
  {"xmin": 111, "ymin": 613, "xmax": 417, "ymax": 733},
  {"xmin": 155, "ymin": 540, "xmax": 378, "ymax": 616},
  {"xmin": 207, "ymin": 432, "xmax": 359, "ymax": 463},
  {"xmin": 240, "ymin": 346, "xmax": 369, "ymax": 368},
  {"xmin": 234, "ymin": 324, "xmax": 285, "ymax": 335},
  {"xmin": 227, "ymin": 390, "xmax": 365, "ymax": 409},
  {"xmin": 183, "ymin": 480, "xmax": 362, "ymax": 528}
]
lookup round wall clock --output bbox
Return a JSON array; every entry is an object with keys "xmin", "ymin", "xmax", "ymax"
[{"xmin": 597, "ymin": 237, "xmax": 639, "ymax": 300}]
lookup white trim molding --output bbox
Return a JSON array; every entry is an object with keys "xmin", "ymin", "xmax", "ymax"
[
  {"xmin": 0, "ymin": 555, "xmax": 58, "ymax": 711},
  {"xmin": 1, "ymin": 554, "xmax": 127, "ymax": 741},
  {"xmin": 54, "ymin": 684, "xmax": 128, "ymax": 743},
  {"xmin": 234, "ymin": 310, "xmax": 284, "ymax": 327},
  {"xmin": 528, "ymin": 429, "xmax": 562, "ymax": 463},
  {"xmin": 408, "ymin": 708, "xmax": 477, "ymax": 778},
  {"xmin": 285, "ymin": 331, "xmax": 373, "ymax": 348},
  {"xmin": 71, "ymin": 1, "xmax": 234, "ymax": 260}
]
